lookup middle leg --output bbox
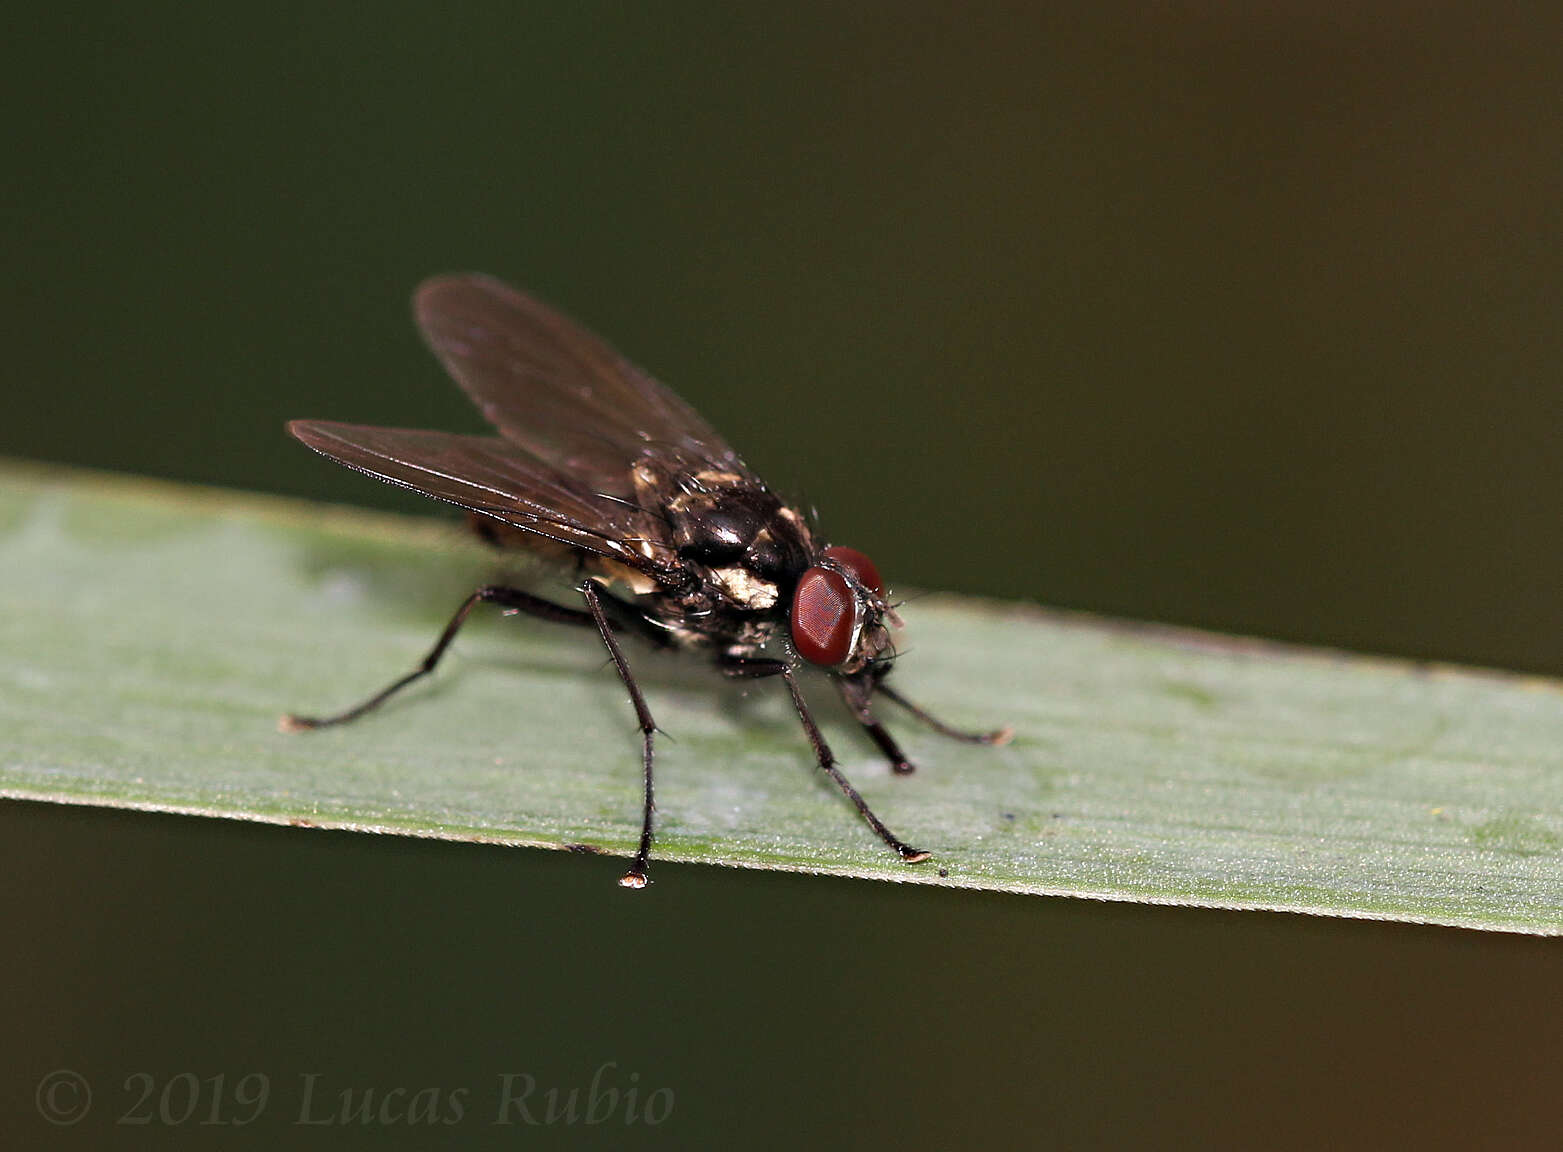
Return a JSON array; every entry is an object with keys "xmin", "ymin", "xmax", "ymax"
[{"xmin": 581, "ymin": 580, "xmax": 659, "ymax": 890}]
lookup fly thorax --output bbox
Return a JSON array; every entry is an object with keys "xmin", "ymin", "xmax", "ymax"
[{"xmin": 667, "ymin": 476, "xmax": 781, "ymax": 565}]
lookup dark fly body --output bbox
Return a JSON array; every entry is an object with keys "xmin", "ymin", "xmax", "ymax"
[{"xmin": 283, "ymin": 275, "xmax": 1011, "ymax": 887}]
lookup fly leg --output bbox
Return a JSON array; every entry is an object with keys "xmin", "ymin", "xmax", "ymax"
[
  {"xmin": 719, "ymin": 656, "xmax": 928, "ymax": 864},
  {"xmin": 876, "ymin": 681, "xmax": 1015, "ymax": 747},
  {"xmin": 835, "ymin": 674, "xmax": 918, "ymax": 775},
  {"xmin": 836, "ymin": 672, "xmax": 1014, "ymax": 775},
  {"xmin": 580, "ymin": 580, "xmax": 659, "ymax": 890},
  {"xmin": 280, "ymin": 585, "xmax": 596, "ymax": 730}
]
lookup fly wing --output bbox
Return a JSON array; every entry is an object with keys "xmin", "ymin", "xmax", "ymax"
[
  {"xmin": 288, "ymin": 420, "xmax": 681, "ymax": 577},
  {"xmin": 414, "ymin": 274, "xmax": 744, "ymax": 490}
]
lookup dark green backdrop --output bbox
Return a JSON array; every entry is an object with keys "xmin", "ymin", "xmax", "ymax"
[{"xmin": 5, "ymin": 6, "xmax": 1560, "ymax": 1147}]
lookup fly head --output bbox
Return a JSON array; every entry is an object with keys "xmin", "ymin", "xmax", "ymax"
[{"xmin": 789, "ymin": 545, "xmax": 898, "ymax": 674}]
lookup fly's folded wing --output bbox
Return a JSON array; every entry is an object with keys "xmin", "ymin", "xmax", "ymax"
[
  {"xmin": 288, "ymin": 420, "xmax": 681, "ymax": 577},
  {"xmin": 414, "ymin": 274, "xmax": 746, "ymax": 491}
]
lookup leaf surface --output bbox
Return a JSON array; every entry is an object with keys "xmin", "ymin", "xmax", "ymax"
[{"xmin": 3, "ymin": 462, "xmax": 1560, "ymax": 933}]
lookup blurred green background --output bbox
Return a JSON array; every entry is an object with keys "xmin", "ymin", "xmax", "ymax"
[{"xmin": 4, "ymin": 5, "xmax": 1561, "ymax": 1147}]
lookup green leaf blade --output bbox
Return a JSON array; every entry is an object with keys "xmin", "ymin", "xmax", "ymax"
[{"xmin": 4, "ymin": 461, "xmax": 1561, "ymax": 933}]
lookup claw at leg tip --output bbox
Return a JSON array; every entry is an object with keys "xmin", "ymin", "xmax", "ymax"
[
  {"xmin": 618, "ymin": 870, "xmax": 648, "ymax": 889},
  {"xmin": 989, "ymin": 725, "xmax": 1016, "ymax": 746}
]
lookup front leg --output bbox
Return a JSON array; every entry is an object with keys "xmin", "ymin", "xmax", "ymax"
[
  {"xmin": 877, "ymin": 680, "xmax": 1014, "ymax": 746},
  {"xmin": 836, "ymin": 673, "xmax": 917, "ymax": 775},
  {"xmin": 836, "ymin": 669, "xmax": 1014, "ymax": 776},
  {"xmin": 780, "ymin": 665, "xmax": 929, "ymax": 863},
  {"xmin": 718, "ymin": 655, "xmax": 926, "ymax": 863}
]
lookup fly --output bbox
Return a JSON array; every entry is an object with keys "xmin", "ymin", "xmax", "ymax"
[{"xmin": 282, "ymin": 274, "xmax": 1012, "ymax": 887}]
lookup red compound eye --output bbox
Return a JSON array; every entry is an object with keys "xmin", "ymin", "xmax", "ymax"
[
  {"xmin": 790, "ymin": 567, "xmax": 858, "ymax": 666},
  {"xmin": 822, "ymin": 545, "xmax": 881, "ymax": 594}
]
